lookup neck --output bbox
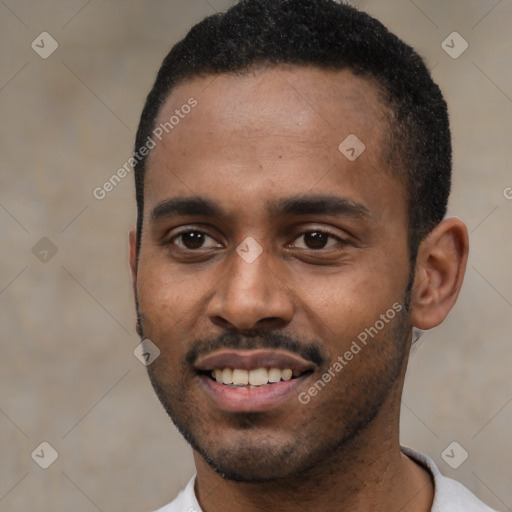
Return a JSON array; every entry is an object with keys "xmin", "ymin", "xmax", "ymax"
[{"xmin": 192, "ymin": 379, "xmax": 434, "ymax": 512}]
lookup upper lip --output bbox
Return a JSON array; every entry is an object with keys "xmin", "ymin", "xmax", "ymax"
[{"xmin": 194, "ymin": 349, "xmax": 317, "ymax": 374}]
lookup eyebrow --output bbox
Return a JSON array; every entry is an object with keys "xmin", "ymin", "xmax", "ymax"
[
  {"xmin": 270, "ymin": 195, "xmax": 372, "ymax": 219},
  {"xmin": 150, "ymin": 194, "xmax": 371, "ymax": 222},
  {"xmin": 151, "ymin": 197, "xmax": 224, "ymax": 222}
]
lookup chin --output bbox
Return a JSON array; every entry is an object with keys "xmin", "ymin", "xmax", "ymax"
[
  {"xmin": 198, "ymin": 443, "xmax": 309, "ymax": 483},
  {"xmin": 189, "ymin": 421, "xmax": 346, "ymax": 484}
]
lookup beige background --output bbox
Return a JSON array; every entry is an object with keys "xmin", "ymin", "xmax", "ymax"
[{"xmin": 0, "ymin": 1, "xmax": 511, "ymax": 511}]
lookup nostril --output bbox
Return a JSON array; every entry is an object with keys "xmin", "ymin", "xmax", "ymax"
[
  {"xmin": 256, "ymin": 317, "xmax": 290, "ymax": 330},
  {"xmin": 209, "ymin": 315, "xmax": 234, "ymax": 330}
]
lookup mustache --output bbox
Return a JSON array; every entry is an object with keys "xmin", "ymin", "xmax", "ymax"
[{"xmin": 185, "ymin": 329, "xmax": 327, "ymax": 368}]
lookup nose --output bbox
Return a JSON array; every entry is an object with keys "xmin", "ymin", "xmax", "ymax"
[{"xmin": 206, "ymin": 247, "xmax": 294, "ymax": 331}]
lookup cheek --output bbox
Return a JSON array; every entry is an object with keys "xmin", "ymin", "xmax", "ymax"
[
  {"xmin": 136, "ymin": 266, "xmax": 196, "ymax": 385},
  {"xmin": 292, "ymin": 267, "xmax": 406, "ymax": 353},
  {"xmin": 136, "ymin": 258, "xmax": 198, "ymax": 337}
]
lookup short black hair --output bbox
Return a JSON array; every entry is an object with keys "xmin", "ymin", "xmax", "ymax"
[{"xmin": 134, "ymin": 0, "xmax": 451, "ymax": 260}]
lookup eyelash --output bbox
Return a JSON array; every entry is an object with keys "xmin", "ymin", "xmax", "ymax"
[
  {"xmin": 169, "ymin": 229, "xmax": 221, "ymax": 250},
  {"xmin": 289, "ymin": 230, "xmax": 344, "ymax": 250},
  {"xmin": 168, "ymin": 228, "xmax": 346, "ymax": 251}
]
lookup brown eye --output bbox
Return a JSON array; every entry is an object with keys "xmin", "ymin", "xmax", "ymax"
[
  {"xmin": 304, "ymin": 232, "xmax": 329, "ymax": 249},
  {"xmin": 171, "ymin": 231, "xmax": 220, "ymax": 250},
  {"xmin": 292, "ymin": 231, "xmax": 340, "ymax": 250}
]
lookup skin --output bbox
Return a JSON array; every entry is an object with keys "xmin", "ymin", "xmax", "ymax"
[{"xmin": 129, "ymin": 66, "xmax": 469, "ymax": 512}]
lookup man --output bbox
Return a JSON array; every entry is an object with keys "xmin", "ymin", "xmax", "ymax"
[{"xmin": 129, "ymin": 1, "xmax": 497, "ymax": 510}]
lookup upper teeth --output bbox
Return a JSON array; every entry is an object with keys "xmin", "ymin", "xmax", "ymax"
[{"xmin": 212, "ymin": 368, "xmax": 294, "ymax": 386}]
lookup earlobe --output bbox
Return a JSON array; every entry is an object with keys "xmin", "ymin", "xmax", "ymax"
[{"xmin": 411, "ymin": 218, "xmax": 469, "ymax": 330}]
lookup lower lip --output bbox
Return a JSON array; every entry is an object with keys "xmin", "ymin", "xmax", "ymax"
[{"xmin": 199, "ymin": 374, "xmax": 310, "ymax": 412}]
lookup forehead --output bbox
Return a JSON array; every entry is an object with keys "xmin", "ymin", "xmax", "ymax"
[
  {"xmin": 143, "ymin": 66, "xmax": 405, "ymax": 222},
  {"xmin": 154, "ymin": 65, "xmax": 388, "ymax": 151}
]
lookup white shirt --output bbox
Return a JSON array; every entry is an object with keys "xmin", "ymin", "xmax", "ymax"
[{"xmin": 152, "ymin": 446, "xmax": 497, "ymax": 512}]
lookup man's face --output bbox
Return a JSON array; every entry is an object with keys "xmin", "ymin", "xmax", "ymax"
[{"xmin": 132, "ymin": 66, "xmax": 413, "ymax": 482}]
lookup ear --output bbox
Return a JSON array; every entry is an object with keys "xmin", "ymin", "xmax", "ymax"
[
  {"xmin": 129, "ymin": 227, "xmax": 144, "ymax": 337},
  {"xmin": 129, "ymin": 226, "xmax": 138, "ymax": 286},
  {"xmin": 411, "ymin": 217, "xmax": 469, "ymax": 330}
]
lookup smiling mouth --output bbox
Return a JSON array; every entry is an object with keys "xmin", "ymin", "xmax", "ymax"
[
  {"xmin": 194, "ymin": 349, "xmax": 317, "ymax": 411},
  {"xmin": 194, "ymin": 348, "xmax": 317, "ymax": 390},
  {"xmin": 202, "ymin": 367, "xmax": 312, "ymax": 389}
]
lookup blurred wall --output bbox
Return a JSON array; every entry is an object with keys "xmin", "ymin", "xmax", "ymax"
[{"xmin": 1, "ymin": 1, "xmax": 511, "ymax": 511}]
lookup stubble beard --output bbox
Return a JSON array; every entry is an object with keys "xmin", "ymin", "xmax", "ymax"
[{"xmin": 143, "ymin": 302, "xmax": 412, "ymax": 484}]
